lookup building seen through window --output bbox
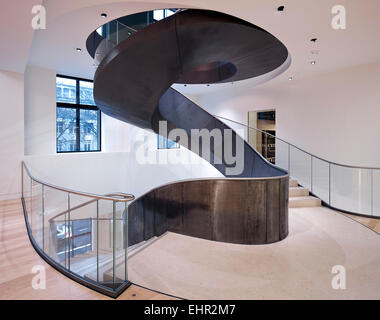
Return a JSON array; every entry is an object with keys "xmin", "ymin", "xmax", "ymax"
[{"xmin": 56, "ymin": 76, "xmax": 100, "ymax": 153}]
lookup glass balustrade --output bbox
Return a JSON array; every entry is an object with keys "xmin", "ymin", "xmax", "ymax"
[
  {"xmin": 215, "ymin": 115, "xmax": 380, "ymax": 218},
  {"xmin": 92, "ymin": 9, "xmax": 184, "ymax": 66},
  {"xmin": 21, "ymin": 162, "xmax": 134, "ymax": 297}
]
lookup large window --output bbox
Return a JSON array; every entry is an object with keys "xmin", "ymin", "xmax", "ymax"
[{"xmin": 56, "ymin": 76, "xmax": 100, "ymax": 153}]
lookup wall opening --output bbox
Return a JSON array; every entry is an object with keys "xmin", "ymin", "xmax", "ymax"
[{"xmin": 248, "ymin": 110, "xmax": 276, "ymax": 164}]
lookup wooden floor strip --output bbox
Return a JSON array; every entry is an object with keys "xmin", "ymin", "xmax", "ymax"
[{"xmin": 0, "ymin": 198, "xmax": 175, "ymax": 300}]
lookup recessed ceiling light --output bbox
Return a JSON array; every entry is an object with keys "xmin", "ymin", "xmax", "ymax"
[
  {"xmin": 76, "ymin": 48, "xmax": 82, "ymax": 52},
  {"xmin": 206, "ymin": 84, "xmax": 210, "ymax": 87},
  {"xmin": 100, "ymin": 13, "xmax": 107, "ymax": 18},
  {"xmin": 184, "ymin": 84, "xmax": 187, "ymax": 87},
  {"xmin": 311, "ymin": 38, "xmax": 317, "ymax": 42},
  {"xmin": 277, "ymin": 6, "xmax": 285, "ymax": 11},
  {"xmin": 311, "ymin": 61, "xmax": 316, "ymax": 65},
  {"xmin": 288, "ymin": 76, "xmax": 293, "ymax": 81}
]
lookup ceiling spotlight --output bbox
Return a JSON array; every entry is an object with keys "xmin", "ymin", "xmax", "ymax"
[
  {"xmin": 76, "ymin": 48, "xmax": 82, "ymax": 52},
  {"xmin": 277, "ymin": 6, "xmax": 285, "ymax": 11},
  {"xmin": 288, "ymin": 76, "xmax": 293, "ymax": 81},
  {"xmin": 311, "ymin": 38, "xmax": 317, "ymax": 42},
  {"xmin": 311, "ymin": 61, "xmax": 316, "ymax": 65},
  {"xmin": 100, "ymin": 13, "xmax": 107, "ymax": 18}
]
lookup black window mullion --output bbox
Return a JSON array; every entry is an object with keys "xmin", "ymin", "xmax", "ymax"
[
  {"xmin": 76, "ymin": 107, "xmax": 80, "ymax": 151},
  {"xmin": 75, "ymin": 79, "xmax": 80, "ymax": 151}
]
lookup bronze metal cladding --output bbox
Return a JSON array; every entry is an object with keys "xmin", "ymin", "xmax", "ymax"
[{"xmin": 89, "ymin": 9, "xmax": 290, "ymax": 245}]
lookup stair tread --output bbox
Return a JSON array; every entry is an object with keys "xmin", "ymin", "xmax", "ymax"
[{"xmin": 289, "ymin": 196, "xmax": 320, "ymax": 201}]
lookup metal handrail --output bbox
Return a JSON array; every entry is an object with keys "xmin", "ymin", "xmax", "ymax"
[
  {"xmin": 22, "ymin": 161, "xmax": 135, "ymax": 202},
  {"xmin": 214, "ymin": 115, "xmax": 380, "ymax": 170},
  {"xmin": 115, "ymin": 20, "xmax": 137, "ymax": 33}
]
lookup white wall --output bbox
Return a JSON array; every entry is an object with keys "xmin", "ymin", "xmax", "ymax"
[
  {"xmin": 0, "ymin": 70, "xmax": 24, "ymax": 200},
  {"xmin": 23, "ymin": 65, "xmax": 222, "ymax": 199},
  {"xmin": 24, "ymin": 64, "xmax": 147, "ymax": 155},
  {"xmin": 198, "ymin": 61, "xmax": 380, "ymax": 168},
  {"xmin": 24, "ymin": 149, "xmax": 223, "ymax": 200},
  {"xmin": 25, "ymin": 65, "xmax": 56, "ymax": 155}
]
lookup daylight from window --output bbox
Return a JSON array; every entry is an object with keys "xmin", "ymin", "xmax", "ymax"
[{"xmin": 56, "ymin": 76, "xmax": 100, "ymax": 152}]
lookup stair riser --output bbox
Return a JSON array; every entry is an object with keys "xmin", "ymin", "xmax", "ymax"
[
  {"xmin": 289, "ymin": 200, "xmax": 321, "ymax": 208},
  {"xmin": 289, "ymin": 180, "xmax": 298, "ymax": 187},
  {"xmin": 289, "ymin": 189, "xmax": 309, "ymax": 197}
]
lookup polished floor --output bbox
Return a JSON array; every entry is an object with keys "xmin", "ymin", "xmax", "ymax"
[
  {"xmin": 0, "ymin": 198, "xmax": 379, "ymax": 299},
  {"xmin": 129, "ymin": 207, "xmax": 380, "ymax": 299},
  {"xmin": 0, "ymin": 199, "xmax": 173, "ymax": 300}
]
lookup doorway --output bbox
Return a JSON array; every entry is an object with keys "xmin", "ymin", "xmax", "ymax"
[{"xmin": 248, "ymin": 110, "xmax": 276, "ymax": 164}]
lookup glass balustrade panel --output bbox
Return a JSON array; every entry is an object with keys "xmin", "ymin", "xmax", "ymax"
[
  {"xmin": 372, "ymin": 169, "xmax": 380, "ymax": 217},
  {"xmin": 66, "ymin": 193, "xmax": 98, "ymax": 280},
  {"xmin": 311, "ymin": 158, "xmax": 330, "ymax": 203},
  {"xmin": 31, "ymin": 181, "xmax": 43, "ymax": 249},
  {"xmin": 289, "ymin": 146, "xmax": 312, "ymax": 190},
  {"xmin": 330, "ymin": 165, "xmax": 372, "ymax": 215},
  {"xmin": 44, "ymin": 186, "xmax": 70, "ymax": 267}
]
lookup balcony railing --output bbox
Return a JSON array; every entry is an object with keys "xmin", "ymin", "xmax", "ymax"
[
  {"xmin": 21, "ymin": 161, "xmax": 135, "ymax": 298},
  {"xmin": 216, "ymin": 115, "xmax": 380, "ymax": 218}
]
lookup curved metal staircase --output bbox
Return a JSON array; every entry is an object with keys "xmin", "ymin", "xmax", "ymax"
[
  {"xmin": 20, "ymin": 8, "xmax": 380, "ymax": 300},
  {"xmin": 88, "ymin": 9, "xmax": 290, "ymax": 246}
]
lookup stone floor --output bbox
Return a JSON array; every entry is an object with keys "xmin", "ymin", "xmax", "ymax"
[{"xmin": 128, "ymin": 206, "xmax": 380, "ymax": 299}]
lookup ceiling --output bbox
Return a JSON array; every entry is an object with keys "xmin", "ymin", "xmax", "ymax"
[
  {"xmin": 0, "ymin": 0, "xmax": 43, "ymax": 73},
  {"xmin": 3, "ymin": 0, "xmax": 380, "ymax": 94}
]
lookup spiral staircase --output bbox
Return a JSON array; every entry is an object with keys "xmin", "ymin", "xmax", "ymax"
[{"xmin": 87, "ymin": 9, "xmax": 290, "ymax": 247}]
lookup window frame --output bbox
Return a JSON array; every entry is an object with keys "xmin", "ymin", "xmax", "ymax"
[{"xmin": 56, "ymin": 74, "xmax": 101, "ymax": 153}]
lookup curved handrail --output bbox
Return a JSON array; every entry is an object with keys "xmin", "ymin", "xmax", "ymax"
[
  {"xmin": 22, "ymin": 161, "xmax": 135, "ymax": 202},
  {"xmin": 214, "ymin": 114, "xmax": 380, "ymax": 218},
  {"xmin": 21, "ymin": 161, "xmax": 135, "ymax": 298},
  {"xmin": 214, "ymin": 115, "xmax": 380, "ymax": 170},
  {"xmin": 48, "ymin": 193, "xmax": 133, "ymax": 222}
]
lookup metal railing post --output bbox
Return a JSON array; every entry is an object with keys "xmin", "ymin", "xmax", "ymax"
[
  {"xmin": 116, "ymin": 21, "xmax": 119, "ymax": 44},
  {"xmin": 112, "ymin": 200, "xmax": 116, "ymax": 290},
  {"xmin": 67, "ymin": 193, "xmax": 71, "ymax": 270},
  {"xmin": 30, "ymin": 178, "xmax": 33, "ymax": 230},
  {"xmin": 96, "ymin": 200, "xmax": 99, "ymax": 283},
  {"xmin": 371, "ymin": 169, "xmax": 374, "ymax": 215},
  {"xmin": 125, "ymin": 202, "xmax": 128, "ymax": 282},
  {"xmin": 328, "ymin": 163, "xmax": 331, "ymax": 205},
  {"xmin": 310, "ymin": 157, "xmax": 313, "ymax": 193},
  {"xmin": 42, "ymin": 185, "xmax": 45, "ymax": 251},
  {"xmin": 21, "ymin": 162, "xmax": 24, "ymax": 199}
]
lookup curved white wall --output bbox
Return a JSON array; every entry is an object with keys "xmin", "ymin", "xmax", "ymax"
[
  {"xmin": 23, "ymin": 65, "xmax": 222, "ymax": 198},
  {"xmin": 197, "ymin": 61, "xmax": 380, "ymax": 168}
]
